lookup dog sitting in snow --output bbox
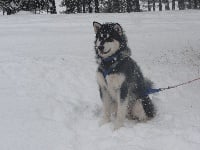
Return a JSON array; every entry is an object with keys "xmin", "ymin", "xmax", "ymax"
[{"xmin": 93, "ymin": 22, "xmax": 155, "ymax": 130}]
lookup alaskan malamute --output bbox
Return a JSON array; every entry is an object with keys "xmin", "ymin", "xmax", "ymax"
[{"xmin": 93, "ymin": 22, "xmax": 155, "ymax": 130}]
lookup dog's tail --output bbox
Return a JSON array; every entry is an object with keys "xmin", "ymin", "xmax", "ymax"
[
  {"xmin": 144, "ymin": 78, "xmax": 154, "ymax": 91},
  {"xmin": 143, "ymin": 78, "xmax": 156, "ymax": 118}
]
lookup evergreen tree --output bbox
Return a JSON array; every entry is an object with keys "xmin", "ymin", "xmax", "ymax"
[
  {"xmin": 49, "ymin": 0, "xmax": 56, "ymax": 13},
  {"xmin": 178, "ymin": 0, "xmax": 185, "ymax": 10},
  {"xmin": 94, "ymin": 0, "xmax": 99, "ymax": 13},
  {"xmin": 198, "ymin": 0, "xmax": 200, "ymax": 8},
  {"xmin": 134, "ymin": 0, "xmax": 140, "ymax": 12},
  {"xmin": 148, "ymin": 0, "xmax": 151, "ymax": 11},
  {"xmin": 113, "ymin": 0, "xmax": 120, "ymax": 12},
  {"xmin": 172, "ymin": 0, "xmax": 175, "ymax": 10},
  {"xmin": 165, "ymin": 0, "xmax": 170, "ymax": 10},
  {"xmin": 188, "ymin": 0, "xmax": 192, "ymax": 9},
  {"xmin": 87, "ymin": 0, "xmax": 92, "ymax": 13},
  {"xmin": 82, "ymin": 0, "xmax": 86, "ymax": 13},
  {"xmin": 194, "ymin": 0, "xmax": 198, "ymax": 8},
  {"xmin": 126, "ymin": 0, "xmax": 131, "ymax": 12},
  {"xmin": 159, "ymin": 0, "xmax": 162, "ymax": 11},
  {"xmin": 61, "ymin": 0, "xmax": 76, "ymax": 13},
  {"xmin": 0, "ymin": 0, "xmax": 18, "ymax": 15},
  {"xmin": 153, "ymin": 0, "xmax": 155, "ymax": 11}
]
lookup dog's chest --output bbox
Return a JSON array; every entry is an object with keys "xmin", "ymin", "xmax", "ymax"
[{"xmin": 97, "ymin": 71, "xmax": 125, "ymax": 97}]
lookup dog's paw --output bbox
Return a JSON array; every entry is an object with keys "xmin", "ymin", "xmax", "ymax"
[
  {"xmin": 113, "ymin": 120, "xmax": 123, "ymax": 130},
  {"xmin": 99, "ymin": 117, "xmax": 110, "ymax": 126}
]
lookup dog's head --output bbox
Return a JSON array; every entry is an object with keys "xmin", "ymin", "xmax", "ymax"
[{"xmin": 93, "ymin": 22, "xmax": 127, "ymax": 60}]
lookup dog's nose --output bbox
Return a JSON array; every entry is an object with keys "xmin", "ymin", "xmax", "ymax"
[{"xmin": 98, "ymin": 45, "xmax": 104, "ymax": 51}]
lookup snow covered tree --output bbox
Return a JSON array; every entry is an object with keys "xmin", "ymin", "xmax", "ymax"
[
  {"xmin": 188, "ymin": 0, "xmax": 192, "ymax": 8},
  {"xmin": 178, "ymin": 0, "xmax": 185, "ymax": 10},
  {"xmin": 0, "ymin": 0, "xmax": 19, "ymax": 15},
  {"xmin": 186, "ymin": 0, "xmax": 200, "ymax": 9},
  {"xmin": 87, "ymin": 0, "xmax": 92, "ymax": 13},
  {"xmin": 159, "ymin": 0, "xmax": 162, "ymax": 11},
  {"xmin": 134, "ymin": 0, "xmax": 140, "ymax": 11},
  {"xmin": 172, "ymin": 0, "xmax": 175, "ymax": 10},
  {"xmin": 49, "ymin": 0, "xmax": 56, "ymax": 13},
  {"xmin": 113, "ymin": 0, "xmax": 120, "ymax": 12},
  {"xmin": 60, "ymin": 0, "xmax": 76, "ymax": 13},
  {"xmin": 81, "ymin": 0, "xmax": 86, "ymax": 13},
  {"xmin": 147, "ymin": 0, "xmax": 151, "ymax": 11},
  {"xmin": 152, "ymin": 0, "xmax": 155, "ymax": 11},
  {"xmin": 60, "ymin": 0, "xmax": 93, "ymax": 13},
  {"xmin": 193, "ymin": 0, "xmax": 198, "ymax": 8},
  {"xmin": 165, "ymin": 0, "xmax": 170, "ymax": 10},
  {"xmin": 0, "ymin": 0, "xmax": 57, "ymax": 15},
  {"xmin": 94, "ymin": 0, "xmax": 99, "ymax": 12},
  {"xmin": 101, "ymin": 0, "xmax": 112, "ymax": 12},
  {"xmin": 125, "ymin": 0, "xmax": 140, "ymax": 12},
  {"xmin": 126, "ymin": 0, "xmax": 133, "ymax": 12}
]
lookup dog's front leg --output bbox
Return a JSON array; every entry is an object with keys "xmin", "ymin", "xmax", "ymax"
[
  {"xmin": 114, "ymin": 90, "xmax": 128, "ymax": 130},
  {"xmin": 99, "ymin": 87, "xmax": 112, "ymax": 126}
]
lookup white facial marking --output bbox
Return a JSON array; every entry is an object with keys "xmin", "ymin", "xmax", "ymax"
[{"xmin": 97, "ymin": 39, "xmax": 120, "ymax": 58}]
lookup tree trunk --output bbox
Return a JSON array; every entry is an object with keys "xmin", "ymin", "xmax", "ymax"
[
  {"xmin": 94, "ymin": 0, "xmax": 99, "ymax": 13},
  {"xmin": 76, "ymin": 0, "xmax": 81, "ymax": 13},
  {"xmin": 50, "ymin": 0, "xmax": 57, "ymax": 14},
  {"xmin": 172, "ymin": 0, "xmax": 175, "ymax": 10},
  {"xmin": 194, "ymin": 0, "xmax": 198, "ymax": 9},
  {"xmin": 82, "ymin": 0, "xmax": 86, "ymax": 13},
  {"xmin": 178, "ymin": 0, "xmax": 185, "ymax": 10},
  {"xmin": 165, "ymin": 0, "xmax": 170, "ymax": 10},
  {"xmin": 88, "ymin": 0, "xmax": 92, "ymax": 13},
  {"xmin": 148, "ymin": 0, "xmax": 151, "ymax": 11},
  {"xmin": 135, "ymin": 0, "xmax": 140, "ymax": 12},
  {"xmin": 107, "ymin": 0, "xmax": 112, "ymax": 12},
  {"xmin": 126, "ymin": 0, "xmax": 130, "ymax": 12},
  {"xmin": 2, "ymin": 7, "xmax": 5, "ymax": 15},
  {"xmin": 113, "ymin": 0, "xmax": 120, "ymax": 12},
  {"xmin": 188, "ymin": 0, "xmax": 191, "ymax": 9},
  {"xmin": 159, "ymin": 0, "xmax": 162, "ymax": 11},
  {"xmin": 6, "ymin": 8, "xmax": 12, "ymax": 15},
  {"xmin": 153, "ymin": 0, "xmax": 155, "ymax": 11},
  {"xmin": 198, "ymin": 0, "xmax": 200, "ymax": 9}
]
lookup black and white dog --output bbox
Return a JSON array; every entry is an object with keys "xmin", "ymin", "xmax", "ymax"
[{"xmin": 93, "ymin": 22, "xmax": 155, "ymax": 130}]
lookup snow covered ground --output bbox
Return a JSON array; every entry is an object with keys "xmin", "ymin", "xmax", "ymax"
[{"xmin": 0, "ymin": 10, "xmax": 200, "ymax": 150}]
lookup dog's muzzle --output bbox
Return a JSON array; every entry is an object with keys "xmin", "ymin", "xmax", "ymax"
[
  {"xmin": 98, "ymin": 45, "xmax": 104, "ymax": 52},
  {"xmin": 98, "ymin": 45, "xmax": 111, "ymax": 55}
]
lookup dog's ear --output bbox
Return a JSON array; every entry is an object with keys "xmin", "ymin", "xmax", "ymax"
[
  {"xmin": 114, "ymin": 23, "xmax": 123, "ymax": 36},
  {"xmin": 93, "ymin": 21, "xmax": 101, "ymax": 34}
]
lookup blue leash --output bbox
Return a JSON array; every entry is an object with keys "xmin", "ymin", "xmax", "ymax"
[
  {"xmin": 145, "ymin": 88, "xmax": 163, "ymax": 95},
  {"xmin": 145, "ymin": 77, "xmax": 200, "ymax": 95}
]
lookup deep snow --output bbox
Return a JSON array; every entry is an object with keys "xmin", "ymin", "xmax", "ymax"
[{"xmin": 0, "ymin": 10, "xmax": 200, "ymax": 150}]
